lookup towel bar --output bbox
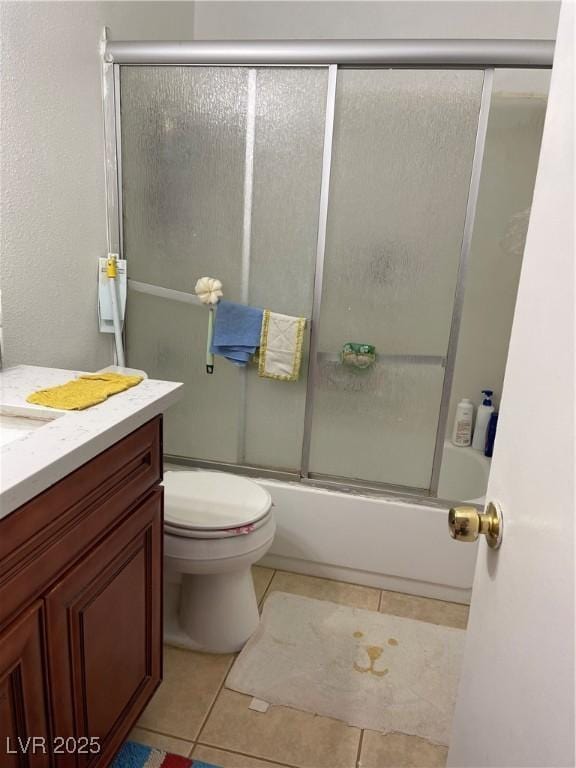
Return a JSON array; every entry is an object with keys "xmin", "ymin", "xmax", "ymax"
[
  {"xmin": 128, "ymin": 279, "xmax": 203, "ymax": 306},
  {"xmin": 317, "ymin": 352, "xmax": 446, "ymax": 367}
]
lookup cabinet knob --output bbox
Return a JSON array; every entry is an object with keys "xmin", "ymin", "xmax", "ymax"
[{"xmin": 448, "ymin": 501, "xmax": 503, "ymax": 549}]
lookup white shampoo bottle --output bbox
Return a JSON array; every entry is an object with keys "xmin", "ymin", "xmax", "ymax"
[{"xmin": 452, "ymin": 398, "xmax": 474, "ymax": 446}]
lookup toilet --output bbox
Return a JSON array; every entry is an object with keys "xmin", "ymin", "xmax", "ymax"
[{"xmin": 162, "ymin": 470, "xmax": 275, "ymax": 653}]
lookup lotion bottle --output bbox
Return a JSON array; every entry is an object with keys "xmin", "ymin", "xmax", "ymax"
[
  {"xmin": 452, "ymin": 398, "xmax": 474, "ymax": 447},
  {"xmin": 472, "ymin": 390, "xmax": 495, "ymax": 451}
]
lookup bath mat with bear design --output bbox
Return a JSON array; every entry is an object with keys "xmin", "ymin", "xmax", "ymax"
[{"xmin": 225, "ymin": 592, "xmax": 466, "ymax": 746}]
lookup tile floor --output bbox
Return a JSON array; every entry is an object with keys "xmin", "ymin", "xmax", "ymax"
[{"xmin": 132, "ymin": 567, "xmax": 469, "ymax": 768}]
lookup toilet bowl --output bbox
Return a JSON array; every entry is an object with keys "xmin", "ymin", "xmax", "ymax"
[{"xmin": 162, "ymin": 470, "xmax": 275, "ymax": 653}]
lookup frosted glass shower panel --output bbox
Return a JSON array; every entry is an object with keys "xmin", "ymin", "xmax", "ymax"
[
  {"xmin": 121, "ymin": 67, "xmax": 249, "ymax": 461},
  {"xmin": 126, "ymin": 291, "xmax": 242, "ymax": 461},
  {"xmin": 309, "ymin": 70, "xmax": 484, "ymax": 488},
  {"xmin": 244, "ymin": 68, "xmax": 328, "ymax": 469},
  {"xmin": 311, "ymin": 362, "xmax": 446, "ymax": 487},
  {"xmin": 120, "ymin": 67, "xmax": 248, "ymax": 292}
]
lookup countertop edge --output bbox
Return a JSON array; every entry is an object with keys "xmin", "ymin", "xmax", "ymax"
[{"xmin": 0, "ymin": 381, "xmax": 183, "ymax": 519}]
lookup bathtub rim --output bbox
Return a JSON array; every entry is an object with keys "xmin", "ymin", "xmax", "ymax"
[{"xmin": 164, "ymin": 454, "xmax": 485, "ymax": 511}]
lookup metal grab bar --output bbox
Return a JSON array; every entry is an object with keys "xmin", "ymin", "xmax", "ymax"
[
  {"xmin": 128, "ymin": 279, "xmax": 312, "ymax": 319},
  {"xmin": 317, "ymin": 352, "xmax": 446, "ymax": 367},
  {"xmin": 128, "ymin": 281, "xmax": 445, "ymax": 366},
  {"xmin": 128, "ymin": 279, "xmax": 203, "ymax": 306}
]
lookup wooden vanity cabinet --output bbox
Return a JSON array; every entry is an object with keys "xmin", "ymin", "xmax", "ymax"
[
  {"xmin": 0, "ymin": 417, "xmax": 164, "ymax": 768},
  {"xmin": 0, "ymin": 602, "xmax": 51, "ymax": 768}
]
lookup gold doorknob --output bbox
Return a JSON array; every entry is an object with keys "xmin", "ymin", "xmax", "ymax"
[{"xmin": 448, "ymin": 501, "xmax": 503, "ymax": 549}]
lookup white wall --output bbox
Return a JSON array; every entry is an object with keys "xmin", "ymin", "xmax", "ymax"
[
  {"xmin": 0, "ymin": 1, "xmax": 195, "ymax": 370},
  {"xmin": 193, "ymin": 1, "xmax": 559, "ymax": 41}
]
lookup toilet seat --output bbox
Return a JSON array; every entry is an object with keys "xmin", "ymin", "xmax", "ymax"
[
  {"xmin": 162, "ymin": 470, "xmax": 272, "ymax": 539},
  {"xmin": 164, "ymin": 510, "xmax": 273, "ymax": 539}
]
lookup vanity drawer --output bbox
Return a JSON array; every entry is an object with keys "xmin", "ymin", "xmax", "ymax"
[{"xmin": 0, "ymin": 416, "xmax": 162, "ymax": 626}]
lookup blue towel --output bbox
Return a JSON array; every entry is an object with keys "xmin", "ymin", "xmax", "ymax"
[{"xmin": 210, "ymin": 300, "xmax": 264, "ymax": 365}]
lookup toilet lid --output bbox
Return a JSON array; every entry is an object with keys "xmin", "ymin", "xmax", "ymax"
[{"xmin": 162, "ymin": 470, "xmax": 272, "ymax": 531}]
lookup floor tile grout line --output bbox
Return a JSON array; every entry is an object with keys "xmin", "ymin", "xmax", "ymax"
[
  {"xmin": 258, "ymin": 568, "xmax": 277, "ymax": 608},
  {"xmin": 355, "ymin": 729, "xmax": 365, "ymax": 768},
  {"xmin": 195, "ymin": 739, "xmax": 306, "ymax": 768},
  {"xmin": 377, "ymin": 590, "xmax": 383, "ymax": 612},
  {"xmin": 194, "ymin": 652, "xmax": 237, "ymax": 743},
  {"xmin": 272, "ymin": 567, "xmax": 383, "ymax": 598},
  {"xmin": 131, "ymin": 723, "xmax": 195, "ymax": 748},
  {"xmin": 135, "ymin": 650, "xmax": 234, "ymax": 746},
  {"xmin": 192, "ymin": 566, "xmax": 279, "ymax": 748}
]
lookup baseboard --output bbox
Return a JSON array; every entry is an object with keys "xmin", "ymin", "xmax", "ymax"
[{"xmin": 259, "ymin": 554, "xmax": 472, "ymax": 605}]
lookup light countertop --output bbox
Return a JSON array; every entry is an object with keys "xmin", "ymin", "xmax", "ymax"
[{"xmin": 0, "ymin": 365, "xmax": 183, "ymax": 519}]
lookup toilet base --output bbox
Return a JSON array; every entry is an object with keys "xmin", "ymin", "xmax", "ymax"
[
  {"xmin": 164, "ymin": 568, "xmax": 260, "ymax": 653},
  {"xmin": 164, "ymin": 617, "xmax": 206, "ymax": 652}
]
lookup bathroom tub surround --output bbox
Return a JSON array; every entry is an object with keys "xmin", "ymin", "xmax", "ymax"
[{"xmin": 0, "ymin": 365, "xmax": 182, "ymax": 516}]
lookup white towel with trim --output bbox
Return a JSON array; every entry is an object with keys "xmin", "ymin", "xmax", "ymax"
[{"xmin": 258, "ymin": 310, "xmax": 306, "ymax": 382}]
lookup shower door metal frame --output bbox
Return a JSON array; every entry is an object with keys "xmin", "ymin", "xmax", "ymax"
[
  {"xmin": 104, "ymin": 38, "xmax": 553, "ymax": 68},
  {"xmin": 102, "ymin": 28, "xmax": 122, "ymax": 260},
  {"xmin": 428, "ymin": 67, "xmax": 494, "ymax": 495},
  {"xmin": 103, "ymin": 36, "xmax": 553, "ymax": 503},
  {"xmin": 300, "ymin": 64, "xmax": 337, "ymax": 477},
  {"xmin": 237, "ymin": 68, "xmax": 258, "ymax": 464}
]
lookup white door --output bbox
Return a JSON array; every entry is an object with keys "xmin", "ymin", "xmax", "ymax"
[{"xmin": 447, "ymin": 3, "xmax": 574, "ymax": 767}]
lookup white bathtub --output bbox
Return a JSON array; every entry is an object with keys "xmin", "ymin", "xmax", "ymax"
[
  {"xmin": 437, "ymin": 441, "xmax": 492, "ymax": 505},
  {"xmin": 257, "ymin": 443, "xmax": 490, "ymax": 605},
  {"xmin": 165, "ymin": 444, "xmax": 489, "ymax": 605},
  {"xmin": 258, "ymin": 482, "xmax": 474, "ymax": 605}
]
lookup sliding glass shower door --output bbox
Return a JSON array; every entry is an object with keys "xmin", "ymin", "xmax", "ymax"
[
  {"xmin": 122, "ymin": 67, "xmax": 328, "ymax": 469},
  {"xmin": 122, "ymin": 67, "xmax": 249, "ymax": 464},
  {"xmin": 120, "ymin": 65, "xmax": 485, "ymax": 493},
  {"xmin": 307, "ymin": 70, "xmax": 484, "ymax": 490}
]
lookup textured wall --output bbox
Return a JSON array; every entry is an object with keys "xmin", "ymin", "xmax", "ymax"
[
  {"xmin": 0, "ymin": 1, "xmax": 195, "ymax": 370},
  {"xmin": 193, "ymin": 1, "xmax": 559, "ymax": 41}
]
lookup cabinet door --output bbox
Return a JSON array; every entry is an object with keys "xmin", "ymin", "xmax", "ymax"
[
  {"xmin": 0, "ymin": 603, "xmax": 51, "ymax": 767},
  {"xmin": 45, "ymin": 489, "xmax": 163, "ymax": 768}
]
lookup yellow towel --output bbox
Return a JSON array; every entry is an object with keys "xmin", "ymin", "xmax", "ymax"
[{"xmin": 26, "ymin": 373, "xmax": 143, "ymax": 411}]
